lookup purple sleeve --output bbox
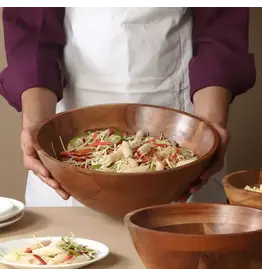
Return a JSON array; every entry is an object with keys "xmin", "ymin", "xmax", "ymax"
[
  {"xmin": 0, "ymin": 8, "xmax": 66, "ymax": 112},
  {"xmin": 189, "ymin": 8, "xmax": 256, "ymax": 101}
]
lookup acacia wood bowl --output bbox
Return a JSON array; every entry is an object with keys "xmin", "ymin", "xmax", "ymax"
[
  {"xmin": 124, "ymin": 203, "xmax": 262, "ymax": 269},
  {"xmin": 223, "ymin": 169, "xmax": 262, "ymax": 209},
  {"xmin": 34, "ymin": 104, "xmax": 219, "ymax": 217}
]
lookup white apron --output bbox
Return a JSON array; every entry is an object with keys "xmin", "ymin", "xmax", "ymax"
[{"xmin": 25, "ymin": 7, "xmax": 227, "ymax": 207}]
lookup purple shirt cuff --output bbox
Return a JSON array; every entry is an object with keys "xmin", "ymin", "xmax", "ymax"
[
  {"xmin": 0, "ymin": 60, "xmax": 63, "ymax": 112},
  {"xmin": 189, "ymin": 7, "xmax": 256, "ymax": 101},
  {"xmin": 189, "ymin": 52, "xmax": 256, "ymax": 100},
  {"xmin": 0, "ymin": 7, "xmax": 65, "ymax": 111}
]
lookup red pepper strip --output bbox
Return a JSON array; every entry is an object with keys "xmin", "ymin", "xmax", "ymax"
[
  {"xmin": 153, "ymin": 143, "xmax": 169, "ymax": 147},
  {"xmin": 60, "ymin": 150, "xmax": 92, "ymax": 157},
  {"xmin": 65, "ymin": 254, "xmax": 74, "ymax": 261},
  {"xmin": 74, "ymin": 157, "xmax": 89, "ymax": 162},
  {"xmin": 170, "ymin": 153, "xmax": 177, "ymax": 161},
  {"xmin": 33, "ymin": 254, "xmax": 47, "ymax": 265},
  {"xmin": 60, "ymin": 151, "xmax": 75, "ymax": 157},
  {"xmin": 76, "ymin": 149, "xmax": 93, "ymax": 153},
  {"xmin": 25, "ymin": 247, "xmax": 32, "ymax": 253},
  {"xmin": 90, "ymin": 141, "xmax": 112, "ymax": 147},
  {"xmin": 93, "ymin": 132, "xmax": 97, "ymax": 140}
]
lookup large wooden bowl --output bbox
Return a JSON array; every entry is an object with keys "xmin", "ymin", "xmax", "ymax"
[
  {"xmin": 125, "ymin": 203, "xmax": 262, "ymax": 269},
  {"xmin": 223, "ymin": 169, "xmax": 262, "ymax": 209},
  {"xmin": 34, "ymin": 104, "xmax": 219, "ymax": 217}
]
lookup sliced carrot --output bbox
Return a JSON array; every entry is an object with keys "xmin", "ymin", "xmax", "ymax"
[
  {"xmin": 65, "ymin": 254, "xmax": 74, "ymax": 261},
  {"xmin": 60, "ymin": 150, "xmax": 92, "ymax": 157},
  {"xmin": 74, "ymin": 157, "xmax": 90, "ymax": 162},
  {"xmin": 170, "ymin": 153, "xmax": 177, "ymax": 161},
  {"xmin": 90, "ymin": 141, "xmax": 112, "ymax": 147},
  {"xmin": 25, "ymin": 247, "xmax": 32, "ymax": 253},
  {"xmin": 33, "ymin": 254, "xmax": 47, "ymax": 265}
]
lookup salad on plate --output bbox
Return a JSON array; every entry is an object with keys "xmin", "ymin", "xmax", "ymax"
[{"xmin": 0, "ymin": 236, "xmax": 98, "ymax": 266}]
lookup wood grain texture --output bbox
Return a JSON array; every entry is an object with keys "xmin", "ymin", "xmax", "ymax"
[
  {"xmin": 125, "ymin": 203, "xmax": 262, "ymax": 269},
  {"xmin": 34, "ymin": 104, "xmax": 219, "ymax": 217},
  {"xmin": 223, "ymin": 169, "xmax": 262, "ymax": 209}
]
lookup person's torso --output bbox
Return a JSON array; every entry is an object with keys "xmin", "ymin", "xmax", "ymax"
[{"xmin": 57, "ymin": 7, "xmax": 193, "ymax": 114}]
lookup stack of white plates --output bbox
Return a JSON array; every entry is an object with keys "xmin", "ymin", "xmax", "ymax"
[{"xmin": 0, "ymin": 197, "xmax": 25, "ymax": 229}]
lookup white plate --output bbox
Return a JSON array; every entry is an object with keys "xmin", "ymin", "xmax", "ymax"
[
  {"xmin": 0, "ymin": 198, "xmax": 13, "ymax": 216},
  {"xmin": 0, "ymin": 212, "xmax": 24, "ymax": 229},
  {"xmin": 0, "ymin": 197, "xmax": 25, "ymax": 223},
  {"xmin": 0, "ymin": 237, "xmax": 109, "ymax": 269}
]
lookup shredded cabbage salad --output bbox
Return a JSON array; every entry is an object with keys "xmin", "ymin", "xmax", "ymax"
[
  {"xmin": 0, "ymin": 236, "xmax": 97, "ymax": 266},
  {"xmin": 58, "ymin": 129, "xmax": 198, "ymax": 173}
]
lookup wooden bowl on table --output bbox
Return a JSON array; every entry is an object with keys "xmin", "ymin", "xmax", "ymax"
[
  {"xmin": 124, "ymin": 203, "xmax": 262, "ymax": 269},
  {"xmin": 223, "ymin": 169, "xmax": 262, "ymax": 209},
  {"xmin": 34, "ymin": 103, "xmax": 219, "ymax": 217}
]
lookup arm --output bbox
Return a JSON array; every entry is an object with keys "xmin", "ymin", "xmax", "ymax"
[
  {"xmin": 182, "ymin": 8, "xmax": 256, "ymax": 197},
  {"xmin": 190, "ymin": 7, "xmax": 256, "ymax": 126},
  {"xmin": 1, "ymin": 8, "xmax": 69, "ymax": 199},
  {"xmin": 0, "ymin": 7, "xmax": 66, "ymax": 114}
]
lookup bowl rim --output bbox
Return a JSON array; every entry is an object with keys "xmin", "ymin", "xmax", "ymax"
[
  {"xmin": 33, "ymin": 103, "xmax": 220, "ymax": 177},
  {"xmin": 222, "ymin": 168, "xmax": 262, "ymax": 192},
  {"xmin": 124, "ymin": 202, "xmax": 262, "ymax": 238}
]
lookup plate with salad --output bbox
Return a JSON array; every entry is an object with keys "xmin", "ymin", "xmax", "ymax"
[{"xmin": 0, "ymin": 236, "xmax": 109, "ymax": 269}]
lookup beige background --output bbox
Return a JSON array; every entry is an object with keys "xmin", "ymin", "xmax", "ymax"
[{"xmin": 0, "ymin": 8, "xmax": 262, "ymax": 202}]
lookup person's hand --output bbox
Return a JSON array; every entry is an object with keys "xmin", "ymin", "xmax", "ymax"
[
  {"xmin": 21, "ymin": 127, "xmax": 70, "ymax": 200},
  {"xmin": 179, "ymin": 122, "xmax": 229, "ymax": 202},
  {"xmin": 21, "ymin": 87, "xmax": 70, "ymax": 200},
  {"xmin": 178, "ymin": 86, "xmax": 231, "ymax": 202}
]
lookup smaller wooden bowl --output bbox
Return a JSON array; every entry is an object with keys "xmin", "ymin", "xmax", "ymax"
[
  {"xmin": 222, "ymin": 169, "xmax": 262, "ymax": 209},
  {"xmin": 124, "ymin": 203, "xmax": 262, "ymax": 269}
]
